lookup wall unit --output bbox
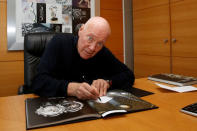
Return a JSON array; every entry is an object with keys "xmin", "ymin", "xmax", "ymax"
[
  {"xmin": 0, "ymin": 0, "xmax": 123, "ymax": 97},
  {"xmin": 133, "ymin": 0, "xmax": 197, "ymax": 78},
  {"xmin": 171, "ymin": 0, "xmax": 197, "ymax": 76}
]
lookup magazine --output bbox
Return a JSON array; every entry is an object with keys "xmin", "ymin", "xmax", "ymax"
[
  {"xmin": 25, "ymin": 90, "xmax": 158, "ymax": 129},
  {"xmin": 148, "ymin": 73, "xmax": 197, "ymax": 86}
]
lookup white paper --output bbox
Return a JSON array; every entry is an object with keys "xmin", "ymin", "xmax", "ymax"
[
  {"xmin": 155, "ymin": 83, "xmax": 197, "ymax": 93},
  {"xmin": 96, "ymin": 96, "xmax": 112, "ymax": 103}
]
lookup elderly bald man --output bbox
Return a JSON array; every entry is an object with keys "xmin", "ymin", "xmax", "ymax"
[{"xmin": 32, "ymin": 17, "xmax": 135, "ymax": 100}]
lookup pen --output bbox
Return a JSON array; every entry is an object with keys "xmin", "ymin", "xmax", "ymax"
[
  {"xmin": 82, "ymin": 75, "xmax": 101, "ymax": 101},
  {"xmin": 98, "ymin": 97, "xmax": 101, "ymax": 101}
]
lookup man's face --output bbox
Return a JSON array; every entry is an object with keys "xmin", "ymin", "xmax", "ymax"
[{"xmin": 77, "ymin": 25, "xmax": 108, "ymax": 60}]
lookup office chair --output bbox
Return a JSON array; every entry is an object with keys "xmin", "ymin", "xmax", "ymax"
[
  {"xmin": 18, "ymin": 24, "xmax": 83, "ymax": 95},
  {"xmin": 18, "ymin": 32, "xmax": 66, "ymax": 94}
]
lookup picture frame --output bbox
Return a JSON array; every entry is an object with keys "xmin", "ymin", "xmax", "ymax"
[{"xmin": 7, "ymin": 0, "xmax": 100, "ymax": 50}]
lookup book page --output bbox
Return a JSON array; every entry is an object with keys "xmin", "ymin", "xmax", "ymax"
[
  {"xmin": 26, "ymin": 97, "xmax": 100, "ymax": 129},
  {"xmin": 87, "ymin": 90, "xmax": 158, "ymax": 117}
]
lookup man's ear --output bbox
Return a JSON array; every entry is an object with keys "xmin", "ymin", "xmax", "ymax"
[
  {"xmin": 78, "ymin": 24, "xmax": 85, "ymax": 36},
  {"xmin": 79, "ymin": 24, "xmax": 84, "ymax": 31}
]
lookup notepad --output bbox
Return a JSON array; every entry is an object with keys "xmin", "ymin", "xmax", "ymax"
[{"xmin": 155, "ymin": 83, "xmax": 197, "ymax": 93}]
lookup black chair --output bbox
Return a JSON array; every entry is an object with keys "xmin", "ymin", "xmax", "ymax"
[
  {"xmin": 18, "ymin": 23, "xmax": 83, "ymax": 95},
  {"xmin": 18, "ymin": 32, "xmax": 65, "ymax": 94}
]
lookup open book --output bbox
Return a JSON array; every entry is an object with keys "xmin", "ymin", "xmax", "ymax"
[
  {"xmin": 25, "ymin": 90, "xmax": 158, "ymax": 129},
  {"xmin": 148, "ymin": 73, "xmax": 197, "ymax": 86}
]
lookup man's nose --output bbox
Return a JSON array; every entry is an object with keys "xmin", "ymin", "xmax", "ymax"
[{"xmin": 89, "ymin": 42, "xmax": 97, "ymax": 51}]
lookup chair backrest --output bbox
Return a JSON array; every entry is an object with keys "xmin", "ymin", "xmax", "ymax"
[{"xmin": 24, "ymin": 32, "xmax": 66, "ymax": 91}]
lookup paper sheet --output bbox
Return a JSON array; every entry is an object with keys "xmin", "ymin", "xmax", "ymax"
[
  {"xmin": 155, "ymin": 83, "xmax": 197, "ymax": 93},
  {"xmin": 96, "ymin": 96, "xmax": 112, "ymax": 103}
]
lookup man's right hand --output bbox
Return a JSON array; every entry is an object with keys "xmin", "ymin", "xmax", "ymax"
[{"xmin": 67, "ymin": 82, "xmax": 99, "ymax": 100}]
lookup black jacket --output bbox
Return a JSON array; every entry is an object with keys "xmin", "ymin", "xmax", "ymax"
[{"xmin": 32, "ymin": 34, "xmax": 135, "ymax": 97}]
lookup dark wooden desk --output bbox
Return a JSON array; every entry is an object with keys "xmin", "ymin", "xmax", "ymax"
[{"xmin": 0, "ymin": 78, "xmax": 197, "ymax": 131}]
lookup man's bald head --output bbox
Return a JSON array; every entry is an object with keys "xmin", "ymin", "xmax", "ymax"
[
  {"xmin": 83, "ymin": 16, "xmax": 111, "ymax": 37},
  {"xmin": 77, "ymin": 16, "xmax": 111, "ymax": 60}
]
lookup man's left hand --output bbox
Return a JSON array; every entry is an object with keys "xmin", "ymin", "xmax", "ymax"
[{"xmin": 92, "ymin": 79, "xmax": 110, "ymax": 97}]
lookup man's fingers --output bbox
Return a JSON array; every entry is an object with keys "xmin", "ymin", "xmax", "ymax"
[
  {"xmin": 77, "ymin": 85, "xmax": 97, "ymax": 100},
  {"xmin": 99, "ymin": 84, "xmax": 107, "ymax": 97},
  {"xmin": 92, "ymin": 80, "xmax": 99, "ymax": 90},
  {"xmin": 81, "ymin": 83, "xmax": 99, "ymax": 99},
  {"xmin": 92, "ymin": 79, "xmax": 110, "ymax": 97},
  {"xmin": 87, "ymin": 85, "xmax": 99, "ymax": 97},
  {"xmin": 103, "ymin": 84, "xmax": 108, "ymax": 96}
]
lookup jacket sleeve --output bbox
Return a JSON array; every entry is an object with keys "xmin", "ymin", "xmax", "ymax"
[
  {"xmin": 31, "ymin": 35, "xmax": 69, "ymax": 97},
  {"xmin": 101, "ymin": 48, "xmax": 135, "ymax": 90}
]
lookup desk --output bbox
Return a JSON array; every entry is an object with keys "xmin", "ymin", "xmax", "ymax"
[{"xmin": 0, "ymin": 78, "xmax": 197, "ymax": 131}]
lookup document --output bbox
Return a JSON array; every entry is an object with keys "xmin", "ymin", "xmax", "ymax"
[{"xmin": 155, "ymin": 83, "xmax": 197, "ymax": 93}]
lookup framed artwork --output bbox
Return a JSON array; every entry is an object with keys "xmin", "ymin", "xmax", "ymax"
[{"xmin": 7, "ymin": 0, "xmax": 100, "ymax": 50}]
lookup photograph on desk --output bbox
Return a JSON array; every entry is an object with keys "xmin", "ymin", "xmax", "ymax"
[{"xmin": 25, "ymin": 90, "xmax": 158, "ymax": 129}]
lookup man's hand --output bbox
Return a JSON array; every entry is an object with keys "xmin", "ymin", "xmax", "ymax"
[
  {"xmin": 67, "ymin": 82, "xmax": 99, "ymax": 100},
  {"xmin": 92, "ymin": 79, "xmax": 110, "ymax": 97}
]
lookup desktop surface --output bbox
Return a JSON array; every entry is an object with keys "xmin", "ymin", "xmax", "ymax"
[{"xmin": 0, "ymin": 78, "xmax": 197, "ymax": 131}]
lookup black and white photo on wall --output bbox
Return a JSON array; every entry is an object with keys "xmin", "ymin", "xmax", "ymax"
[
  {"xmin": 21, "ymin": 0, "xmax": 90, "ymax": 35},
  {"xmin": 7, "ymin": 0, "xmax": 96, "ymax": 50}
]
